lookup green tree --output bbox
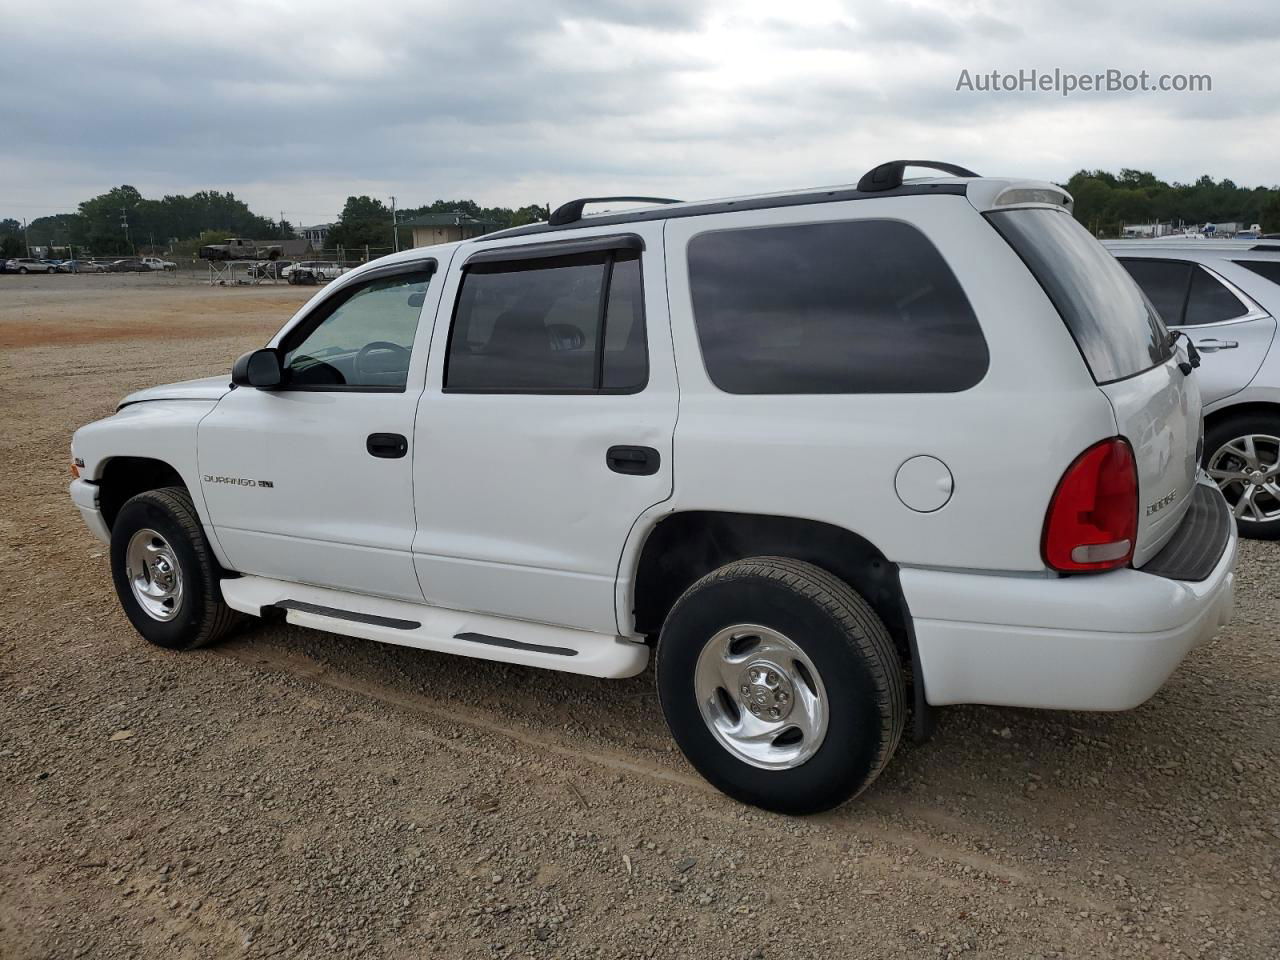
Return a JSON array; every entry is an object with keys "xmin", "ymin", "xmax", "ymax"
[
  {"xmin": 328, "ymin": 196, "xmax": 393, "ymax": 253},
  {"xmin": 0, "ymin": 217, "xmax": 22, "ymax": 259}
]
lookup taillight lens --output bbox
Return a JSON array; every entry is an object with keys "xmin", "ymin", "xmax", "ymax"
[{"xmin": 1042, "ymin": 438, "xmax": 1138, "ymax": 573}]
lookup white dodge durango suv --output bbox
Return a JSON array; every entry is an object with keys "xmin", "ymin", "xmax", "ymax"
[{"xmin": 70, "ymin": 161, "xmax": 1236, "ymax": 813}]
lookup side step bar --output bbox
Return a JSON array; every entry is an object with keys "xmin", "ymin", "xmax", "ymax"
[{"xmin": 221, "ymin": 575, "xmax": 648, "ymax": 679}]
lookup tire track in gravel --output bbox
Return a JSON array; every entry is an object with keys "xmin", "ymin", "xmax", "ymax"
[{"xmin": 215, "ymin": 638, "xmax": 1115, "ymax": 915}]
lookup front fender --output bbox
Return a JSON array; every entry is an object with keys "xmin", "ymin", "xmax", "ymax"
[{"xmin": 71, "ymin": 400, "xmax": 228, "ymax": 564}]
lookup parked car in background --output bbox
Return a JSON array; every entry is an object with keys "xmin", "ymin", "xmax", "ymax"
[
  {"xmin": 106, "ymin": 259, "xmax": 152, "ymax": 273},
  {"xmin": 286, "ymin": 260, "xmax": 345, "ymax": 284},
  {"xmin": 247, "ymin": 260, "xmax": 293, "ymax": 280},
  {"xmin": 8, "ymin": 257, "xmax": 56, "ymax": 274},
  {"xmin": 1106, "ymin": 239, "xmax": 1280, "ymax": 538},
  {"xmin": 141, "ymin": 256, "xmax": 177, "ymax": 272},
  {"xmin": 70, "ymin": 162, "xmax": 1236, "ymax": 813},
  {"xmin": 57, "ymin": 259, "xmax": 106, "ymax": 273}
]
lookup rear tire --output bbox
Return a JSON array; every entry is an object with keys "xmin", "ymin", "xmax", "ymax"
[
  {"xmin": 1204, "ymin": 412, "xmax": 1280, "ymax": 540},
  {"xmin": 656, "ymin": 557, "xmax": 905, "ymax": 814},
  {"xmin": 110, "ymin": 487, "xmax": 242, "ymax": 649}
]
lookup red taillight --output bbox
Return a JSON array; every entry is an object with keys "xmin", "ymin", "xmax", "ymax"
[{"xmin": 1042, "ymin": 437, "xmax": 1138, "ymax": 573}]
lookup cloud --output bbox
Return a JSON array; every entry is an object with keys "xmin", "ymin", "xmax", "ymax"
[{"xmin": 1, "ymin": 0, "xmax": 1277, "ymax": 223}]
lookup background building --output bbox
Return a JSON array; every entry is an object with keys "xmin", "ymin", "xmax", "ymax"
[{"xmin": 402, "ymin": 212, "xmax": 496, "ymax": 248}]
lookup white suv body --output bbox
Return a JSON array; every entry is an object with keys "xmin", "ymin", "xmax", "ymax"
[
  {"xmin": 1105, "ymin": 240, "xmax": 1280, "ymax": 537},
  {"xmin": 69, "ymin": 163, "xmax": 1236, "ymax": 812}
]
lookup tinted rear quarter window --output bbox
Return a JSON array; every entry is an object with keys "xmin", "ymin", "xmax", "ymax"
[
  {"xmin": 1183, "ymin": 266, "xmax": 1248, "ymax": 326},
  {"xmin": 686, "ymin": 219, "xmax": 987, "ymax": 394},
  {"xmin": 988, "ymin": 210, "xmax": 1171, "ymax": 383}
]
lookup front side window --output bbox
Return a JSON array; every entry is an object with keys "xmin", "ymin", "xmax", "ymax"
[
  {"xmin": 988, "ymin": 209, "xmax": 1172, "ymax": 383},
  {"xmin": 445, "ymin": 249, "xmax": 647, "ymax": 392},
  {"xmin": 1183, "ymin": 266, "xmax": 1249, "ymax": 326},
  {"xmin": 686, "ymin": 219, "xmax": 987, "ymax": 394},
  {"xmin": 282, "ymin": 268, "xmax": 433, "ymax": 389}
]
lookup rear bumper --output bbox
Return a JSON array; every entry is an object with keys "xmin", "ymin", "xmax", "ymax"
[
  {"xmin": 69, "ymin": 478, "xmax": 111, "ymax": 544},
  {"xmin": 903, "ymin": 483, "xmax": 1237, "ymax": 711}
]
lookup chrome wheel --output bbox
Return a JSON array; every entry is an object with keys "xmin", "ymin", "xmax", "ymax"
[
  {"xmin": 124, "ymin": 528, "xmax": 183, "ymax": 621},
  {"xmin": 1207, "ymin": 433, "xmax": 1280, "ymax": 524},
  {"xmin": 693, "ymin": 624, "xmax": 828, "ymax": 770}
]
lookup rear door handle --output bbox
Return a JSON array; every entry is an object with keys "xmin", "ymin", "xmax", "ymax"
[
  {"xmin": 1195, "ymin": 338, "xmax": 1239, "ymax": 352},
  {"xmin": 606, "ymin": 445, "xmax": 660, "ymax": 476},
  {"xmin": 367, "ymin": 433, "xmax": 408, "ymax": 459}
]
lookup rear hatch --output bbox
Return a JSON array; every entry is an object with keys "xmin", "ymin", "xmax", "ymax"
[{"xmin": 988, "ymin": 207, "xmax": 1200, "ymax": 565}]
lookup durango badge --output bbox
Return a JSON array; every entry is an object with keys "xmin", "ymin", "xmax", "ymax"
[
  {"xmin": 203, "ymin": 475, "xmax": 274, "ymax": 488},
  {"xmin": 1145, "ymin": 490, "xmax": 1177, "ymax": 516}
]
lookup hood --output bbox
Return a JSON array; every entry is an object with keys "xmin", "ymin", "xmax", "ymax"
[{"xmin": 118, "ymin": 375, "xmax": 232, "ymax": 409}]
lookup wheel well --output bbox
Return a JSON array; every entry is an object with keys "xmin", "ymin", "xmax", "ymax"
[
  {"xmin": 632, "ymin": 511, "xmax": 909, "ymax": 660},
  {"xmin": 97, "ymin": 457, "xmax": 186, "ymax": 530},
  {"xmin": 1205, "ymin": 401, "xmax": 1280, "ymax": 438}
]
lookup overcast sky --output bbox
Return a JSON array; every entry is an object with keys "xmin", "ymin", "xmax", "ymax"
[{"xmin": 2, "ymin": 0, "xmax": 1277, "ymax": 225}]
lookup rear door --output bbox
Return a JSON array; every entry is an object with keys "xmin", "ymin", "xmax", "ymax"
[
  {"xmin": 411, "ymin": 224, "xmax": 677, "ymax": 634},
  {"xmin": 1118, "ymin": 257, "xmax": 1275, "ymax": 405},
  {"xmin": 989, "ymin": 209, "xmax": 1199, "ymax": 563}
]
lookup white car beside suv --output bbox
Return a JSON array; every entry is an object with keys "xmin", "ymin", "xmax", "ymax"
[
  {"xmin": 1105, "ymin": 239, "xmax": 1280, "ymax": 537},
  {"xmin": 70, "ymin": 162, "xmax": 1236, "ymax": 813}
]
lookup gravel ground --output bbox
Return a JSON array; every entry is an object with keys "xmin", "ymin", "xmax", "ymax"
[{"xmin": 1, "ymin": 274, "xmax": 1278, "ymax": 959}]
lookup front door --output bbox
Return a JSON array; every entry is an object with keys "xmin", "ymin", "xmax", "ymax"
[
  {"xmin": 199, "ymin": 259, "xmax": 443, "ymax": 602},
  {"xmin": 411, "ymin": 224, "xmax": 678, "ymax": 635}
]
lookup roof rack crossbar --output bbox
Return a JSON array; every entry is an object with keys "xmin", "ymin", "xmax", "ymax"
[
  {"xmin": 856, "ymin": 160, "xmax": 980, "ymax": 193},
  {"xmin": 549, "ymin": 196, "xmax": 681, "ymax": 227}
]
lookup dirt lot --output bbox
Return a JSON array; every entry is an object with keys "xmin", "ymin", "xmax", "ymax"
[{"xmin": 1, "ymin": 273, "xmax": 1278, "ymax": 959}]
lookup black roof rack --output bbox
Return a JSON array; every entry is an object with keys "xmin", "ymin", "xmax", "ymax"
[
  {"xmin": 549, "ymin": 196, "xmax": 681, "ymax": 226},
  {"xmin": 856, "ymin": 160, "xmax": 980, "ymax": 193}
]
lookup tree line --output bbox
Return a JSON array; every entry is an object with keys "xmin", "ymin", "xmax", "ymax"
[
  {"xmin": 4, "ymin": 171, "xmax": 1279, "ymax": 262},
  {"xmin": 1066, "ymin": 170, "xmax": 1280, "ymax": 236}
]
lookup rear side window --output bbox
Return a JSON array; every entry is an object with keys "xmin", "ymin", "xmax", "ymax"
[
  {"xmin": 1184, "ymin": 267, "xmax": 1249, "ymax": 326},
  {"xmin": 988, "ymin": 209, "xmax": 1172, "ymax": 384},
  {"xmin": 1235, "ymin": 259, "xmax": 1280, "ymax": 285},
  {"xmin": 445, "ymin": 249, "xmax": 646, "ymax": 393},
  {"xmin": 686, "ymin": 220, "xmax": 987, "ymax": 394},
  {"xmin": 1118, "ymin": 259, "xmax": 1192, "ymax": 326}
]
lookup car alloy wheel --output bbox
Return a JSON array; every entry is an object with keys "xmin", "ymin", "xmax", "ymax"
[
  {"xmin": 124, "ymin": 527, "xmax": 184, "ymax": 621},
  {"xmin": 692, "ymin": 623, "xmax": 829, "ymax": 770},
  {"xmin": 1207, "ymin": 433, "xmax": 1280, "ymax": 525}
]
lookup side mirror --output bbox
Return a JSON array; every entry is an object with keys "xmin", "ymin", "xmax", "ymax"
[{"xmin": 231, "ymin": 348, "xmax": 283, "ymax": 389}]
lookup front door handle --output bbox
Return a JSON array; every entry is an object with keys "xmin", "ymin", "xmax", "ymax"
[
  {"xmin": 367, "ymin": 433, "xmax": 408, "ymax": 459},
  {"xmin": 606, "ymin": 445, "xmax": 660, "ymax": 476},
  {"xmin": 1195, "ymin": 338, "xmax": 1239, "ymax": 352}
]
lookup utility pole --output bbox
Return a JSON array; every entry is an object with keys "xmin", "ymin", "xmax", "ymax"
[
  {"xmin": 280, "ymin": 211, "xmax": 286, "ymax": 239},
  {"xmin": 390, "ymin": 195, "xmax": 398, "ymax": 253},
  {"xmin": 23, "ymin": 218, "xmax": 29, "ymax": 257},
  {"xmin": 121, "ymin": 206, "xmax": 130, "ymax": 252}
]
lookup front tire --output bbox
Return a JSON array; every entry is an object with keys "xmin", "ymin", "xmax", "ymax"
[
  {"xmin": 1204, "ymin": 413, "xmax": 1280, "ymax": 540},
  {"xmin": 656, "ymin": 557, "xmax": 905, "ymax": 814},
  {"xmin": 110, "ymin": 487, "xmax": 241, "ymax": 649}
]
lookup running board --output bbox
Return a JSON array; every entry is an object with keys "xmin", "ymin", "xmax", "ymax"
[{"xmin": 220, "ymin": 575, "xmax": 648, "ymax": 679}]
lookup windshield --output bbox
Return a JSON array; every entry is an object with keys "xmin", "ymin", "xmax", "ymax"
[{"xmin": 987, "ymin": 208, "xmax": 1172, "ymax": 383}]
